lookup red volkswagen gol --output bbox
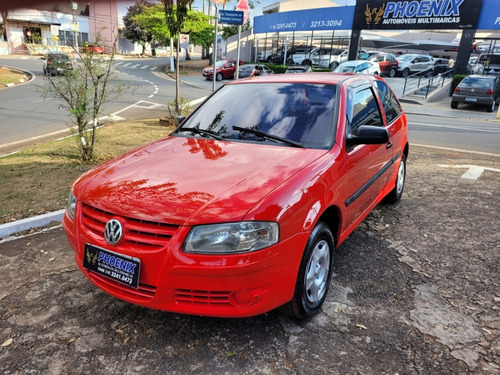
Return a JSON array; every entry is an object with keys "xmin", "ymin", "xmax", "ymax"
[{"xmin": 64, "ymin": 73, "xmax": 408, "ymax": 319}]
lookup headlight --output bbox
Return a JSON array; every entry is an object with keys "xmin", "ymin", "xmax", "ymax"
[
  {"xmin": 184, "ymin": 222, "xmax": 279, "ymax": 254},
  {"xmin": 67, "ymin": 190, "xmax": 77, "ymax": 220}
]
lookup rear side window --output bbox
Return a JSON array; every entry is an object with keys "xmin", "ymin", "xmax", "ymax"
[
  {"xmin": 346, "ymin": 81, "xmax": 382, "ymax": 136},
  {"xmin": 374, "ymin": 80, "xmax": 402, "ymax": 124}
]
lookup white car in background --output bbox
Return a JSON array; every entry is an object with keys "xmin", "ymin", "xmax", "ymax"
[{"xmin": 333, "ymin": 60, "xmax": 380, "ymax": 75}]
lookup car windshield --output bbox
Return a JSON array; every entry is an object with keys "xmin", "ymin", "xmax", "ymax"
[
  {"xmin": 49, "ymin": 54, "xmax": 69, "ymax": 61},
  {"xmin": 461, "ymin": 77, "xmax": 492, "ymax": 88},
  {"xmin": 215, "ymin": 60, "xmax": 228, "ymax": 67},
  {"xmin": 177, "ymin": 82, "xmax": 337, "ymax": 149},
  {"xmin": 335, "ymin": 65, "xmax": 356, "ymax": 73},
  {"xmin": 397, "ymin": 55, "xmax": 414, "ymax": 62}
]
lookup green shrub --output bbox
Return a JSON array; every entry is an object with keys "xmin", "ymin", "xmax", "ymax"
[{"xmin": 451, "ymin": 74, "xmax": 467, "ymax": 95}]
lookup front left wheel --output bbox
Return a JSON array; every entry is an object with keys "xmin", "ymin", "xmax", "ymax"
[{"xmin": 281, "ymin": 222, "xmax": 335, "ymax": 320}]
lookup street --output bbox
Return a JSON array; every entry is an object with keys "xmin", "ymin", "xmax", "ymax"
[{"xmin": 0, "ymin": 56, "xmax": 210, "ymax": 150}]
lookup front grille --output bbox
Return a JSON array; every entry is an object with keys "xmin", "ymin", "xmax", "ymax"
[
  {"xmin": 89, "ymin": 272, "xmax": 156, "ymax": 301},
  {"xmin": 174, "ymin": 289, "xmax": 232, "ymax": 306},
  {"xmin": 81, "ymin": 203, "xmax": 179, "ymax": 249}
]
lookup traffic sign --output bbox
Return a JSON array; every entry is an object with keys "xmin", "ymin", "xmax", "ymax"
[
  {"xmin": 236, "ymin": 0, "xmax": 249, "ymax": 24},
  {"xmin": 219, "ymin": 10, "xmax": 244, "ymax": 25},
  {"xmin": 180, "ymin": 34, "xmax": 189, "ymax": 49}
]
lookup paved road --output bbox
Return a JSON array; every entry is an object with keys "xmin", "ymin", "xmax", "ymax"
[{"xmin": 0, "ymin": 56, "xmax": 210, "ymax": 150}]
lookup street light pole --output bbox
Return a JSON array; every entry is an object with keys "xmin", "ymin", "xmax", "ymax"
[{"xmin": 212, "ymin": 4, "xmax": 218, "ymax": 92}]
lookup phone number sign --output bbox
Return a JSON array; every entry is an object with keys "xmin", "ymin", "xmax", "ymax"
[{"xmin": 254, "ymin": 6, "xmax": 354, "ymax": 33}]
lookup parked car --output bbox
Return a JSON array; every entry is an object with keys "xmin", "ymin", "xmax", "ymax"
[
  {"xmin": 63, "ymin": 73, "xmax": 409, "ymax": 319},
  {"xmin": 312, "ymin": 48, "xmax": 346, "ymax": 69},
  {"xmin": 203, "ymin": 59, "xmax": 244, "ymax": 81},
  {"xmin": 238, "ymin": 64, "xmax": 274, "ymax": 78},
  {"xmin": 396, "ymin": 54, "xmax": 435, "ymax": 77},
  {"xmin": 334, "ymin": 60, "xmax": 380, "ymax": 75},
  {"xmin": 360, "ymin": 51, "xmax": 399, "ymax": 77},
  {"xmin": 433, "ymin": 58, "xmax": 452, "ymax": 76},
  {"xmin": 451, "ymin": 75, "xmax": 500, "ymax": 112},
  {"xmin": 42, "ymin": 53, "xmax": 73, "ymax": 76},
  {"xmin": 472, "ymin": 52, "xmax": 500, "ymax": 75},
  {"xmin": 81, "ymin": 43, "xmax": 104, "ymax": 54},
  {"xmin": 285, "ymin": 65, "xmax": 313, "ymax": 73},
  {"xmin": 287, "ymin": 45, "xmax": 317, "ymax": 65}
]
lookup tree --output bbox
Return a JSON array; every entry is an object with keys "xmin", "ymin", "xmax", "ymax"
[
  {"xmin": 221, "ymin": 19, "xmax": 250, "ymax": 39},
  {"xmin": 160, "ymin": 0, "xmax": 194, "ymax": 115},
  {"xmin": 38, "ymin": 34, "xmax": 128, "ymax": 162},
  {"xmin": 123, "ymin": 0, "xmax": 154, "ymax": 56},
  {"xmin": 0, "ymin": 10, "xmax": 8, "ymax": 40}
]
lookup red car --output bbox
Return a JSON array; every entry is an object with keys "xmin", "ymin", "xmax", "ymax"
[
  {"xmin": 361, "ymin": 51, "xmax": 399, "ymax": 77},
  {"xmin": 203, "ymin": 59, "xmax": 244, "ymax": 81},
  {"xmin": 64, "ymin": 73, "xmax": 409, "ymax": 319}
]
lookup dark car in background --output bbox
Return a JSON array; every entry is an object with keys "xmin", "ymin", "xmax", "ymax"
[
  {"xmin": 42, "ymin": 53, "xmax": 72, "ymax": 76},
  {"xmin": 360, "ymin": 52, "xmax": 399, "ymax": 77},
  {"xmin": 451, "ymin": 75, "xmax": 500, "ymax": 112},
  {"xmin": 203, "ymin": 59, "xmax": 244, "ymax": 81},
  {"xmin": 238, "ymin": 64, "xmax": 274, "ymax": 78},
  {"xmin": 433, "ymin": 58, "xmax": 452, "ymax": 76}
]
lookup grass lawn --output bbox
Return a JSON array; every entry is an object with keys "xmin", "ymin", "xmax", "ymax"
[
  {"xmin": 0, "ymin": 120, "xmax": 175, "ymax": 225},
  {"xmin": 0, "ymin": 66, "xmax": 30, "ymax": 87}
]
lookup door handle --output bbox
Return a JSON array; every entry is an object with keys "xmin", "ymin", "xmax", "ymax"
[{"xmin": 386, "ymin": 142, "xmax": 393, "ymax": 150}]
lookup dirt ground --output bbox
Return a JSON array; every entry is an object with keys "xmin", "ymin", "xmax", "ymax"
[{"xmin": 0, "ymin": 146, "xmax": 499, "ymax": 374}]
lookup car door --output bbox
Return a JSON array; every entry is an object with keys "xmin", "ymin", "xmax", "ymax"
[
  {"xmin": 223, "ymin": 61, "xmax": 236, "ymax": 78},
  {"xmin": 343, "ymin": 79, "xmax": 394, "ymax": 230}
]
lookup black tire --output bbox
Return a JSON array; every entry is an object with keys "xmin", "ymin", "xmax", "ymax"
[
  {"xmin": 451, "ymin": 101, "xmax": 458, "ymax": 109},
  {"xmin": 330, "ymin": 61, "xmax": 339, "ymax": 70},
  {"xmin": 302, "ymin": 59, "xmax": 312, "ymax": 66},
  {"xmin": 384, "ymin": 153, "xmax": 406, "ymax": 204},
  {"xmin": 487, "ymin": 98, "xmax": 496, "ymax": 112},
  {"xmin": 281, "ymin": 222, "xmax": 334, "ymax": 320},
  {"xmin": 389, "ymin": 67, "xmax": 397, "ymax": 78},
  {"xmin": 216, "ymin": 73, "xmax": 223, "ymax": 81},
  {"xmin": 402, "ymin": 68, "xmax": 410, "ymax": 78}
]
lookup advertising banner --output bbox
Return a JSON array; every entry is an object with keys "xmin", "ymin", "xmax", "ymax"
[
  {"xmin": 253, "ymin": 6, "xmax": 354, "ymax": 34},
  {"xmin": 353, "ymin": 0, "xmax": 483, "ymax": 30},
  {"xmin": 477, "ymin": 0, "xmax": 500, "ymax": 30}
]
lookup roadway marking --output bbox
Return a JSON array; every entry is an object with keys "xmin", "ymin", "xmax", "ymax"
[
  {"xmin": 438, "ymin": 164, "xmax": 500, "ymax": 180},
  {"xmin": 141, "ymin": 65, "xmax": 148, "ymax": 69},
  {"xmin": 150, "ymin": 66, "xmax": 157, "ymax": 71},
  {"xmin": 131, "ymin": 64, "xmax": 141, "ymax": 68},
  {"xmin": 122, "ymin": 62, "xmax": 132, "ymax": 67},
  {"xmin": 411, "ymin": 121, "xmax": 500, "ymax": 133}
]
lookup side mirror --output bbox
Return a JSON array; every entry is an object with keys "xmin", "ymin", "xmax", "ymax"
[
  {"xmin": 346, "ymin": 125, "xmax": 389, "ymax": 147},
  {"xmin": 175, "ymin": 115, "xmax": 186, "ymax": 126}
]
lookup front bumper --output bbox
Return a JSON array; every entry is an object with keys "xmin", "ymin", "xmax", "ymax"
[{"xmin": 63, "ymin": 207, "xmax": 308, "ymax": 318}]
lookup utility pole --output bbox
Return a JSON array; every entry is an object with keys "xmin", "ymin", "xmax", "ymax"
[{"xmin": 71, "ymin": 2, "xmax": 79, "ymax": 50}]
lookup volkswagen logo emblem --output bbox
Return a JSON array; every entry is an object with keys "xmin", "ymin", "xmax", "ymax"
[{"xmin": 104, "ymin": 219, "xmax": 123, "ymax": 245}]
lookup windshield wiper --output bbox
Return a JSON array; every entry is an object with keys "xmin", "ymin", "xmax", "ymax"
[
  {"xmin": 177, "ymin": 127, "xmax": 224, "ymax": 141},
  {"xmin": 232, "ymin": 126, "xmax": 304, "ymax": 148}
]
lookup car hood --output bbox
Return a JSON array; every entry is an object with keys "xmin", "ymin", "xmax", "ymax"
[{"xmin": 74, "ymin": 136, "xmax": 326, "ymax": 225}]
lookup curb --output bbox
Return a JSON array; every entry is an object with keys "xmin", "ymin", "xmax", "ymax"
[{"xmin": 0, "ymin": 209, "xmax": 65, "ymax": 240}]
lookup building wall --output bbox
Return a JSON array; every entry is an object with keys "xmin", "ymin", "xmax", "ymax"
[{"xmin": 88, "ymin": 0, "xmax": 119, "ymax": 52}]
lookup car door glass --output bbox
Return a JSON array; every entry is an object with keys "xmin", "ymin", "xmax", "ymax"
[
  {"xmin": 346, "ymin": 82, "xmax": 383, "ymax": 136},
  {"xmin": 374, "ymin": 80, "xmax": 402, "ymax": 124}
]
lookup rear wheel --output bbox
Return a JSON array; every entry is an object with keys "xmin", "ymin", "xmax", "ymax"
[
  {"xmin": 385, "ymin": 154, "xmax": 406, "ymax": 204},
  {"xmin": 451, "ymin": 101, "xmax": 458, "ymax": 109},
  {"xmin": 281, "ymin": 222, "xmax": 334, "ymax": 320},
  {"xmin": 389, "ymin": 67, "xmax": 397, "ymax": 78},
  {"xmin": 487, "ymin": 98, "xmax": 496, "ymax": 112},
  {"xmin": 330, "ymin": 61, "xmax": 339, "ymax": 70}
]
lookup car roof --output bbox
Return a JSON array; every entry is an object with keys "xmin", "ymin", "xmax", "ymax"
[{"xmin": 226, "ymin": 72, "xmax": 367, "ymax": 86}]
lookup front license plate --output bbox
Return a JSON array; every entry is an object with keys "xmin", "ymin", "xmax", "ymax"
[
  {"xmin": 465, "ymin": 97, "xmax": 477, "ymax": 102},
  {"xmin": 83, "ymin": 244, "xmax": 140, "ymax": 288}
]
